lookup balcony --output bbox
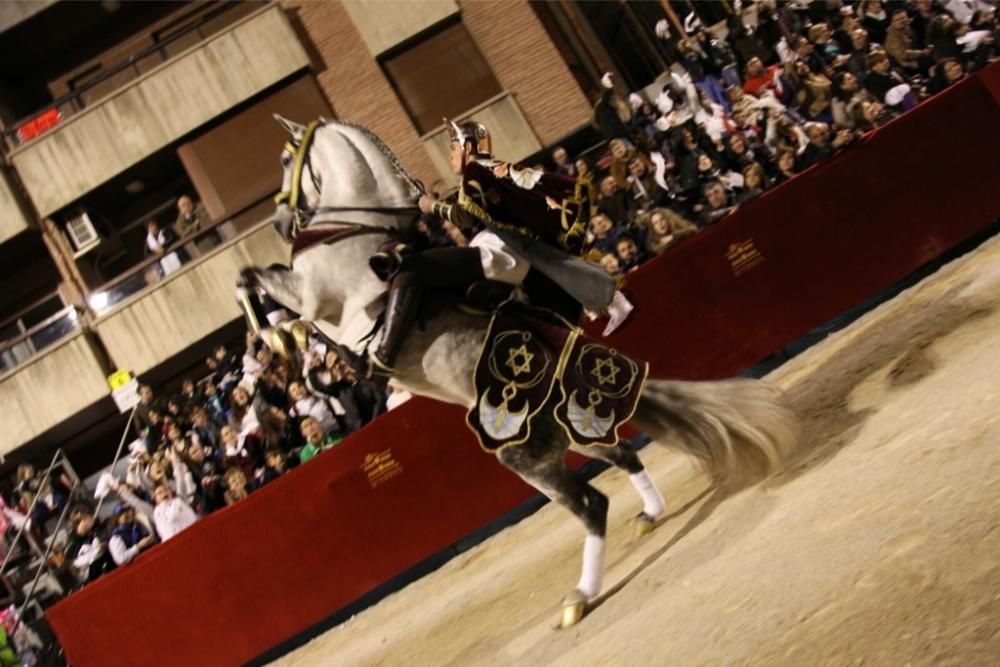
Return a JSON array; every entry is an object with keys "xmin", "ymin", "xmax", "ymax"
[
  {"xmin": 91, "ymin": 218, "xmax": 287, "ymax": 377},
  {"xmin": 0, "ymin": 327, "xmax": 108, "ymax": 456},
  {"xmin": 8, "ymin": 3, "xmax": 310, "ymax": 218},
  {"xmin": 421, "ymin": 92, "xmax": 542, "ymax": 185}
]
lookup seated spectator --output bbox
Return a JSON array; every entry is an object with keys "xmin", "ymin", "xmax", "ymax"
[
  {"xmin": 608, "ymin": 139, "xmax": 636, "ymax": 190},
  {"xmin": 229, "ymin": 386, "xmax": 260, "ymax": 435},
  {"xmin": 586, "ymin": 214, "xmax": 623, "ymax": 255},
  {"xmin": 927, "ymin": 56, "xmax": 968, "ymax": 94},
  {"xmin": 614, "ymin": 235, "xmax": 648, "ymax": 273},
  {"xmin": 174, "ymin": 195, "xmax": 211, "ymax": 238},
  {"xmin": 722, "ymin": 132, "xmax": 769, "ymax": 172},
  {"xmin": 575, "ymin": 157, "xmax": 595, "ymax": 184},
  {"xmin": 188, "ymin": 406, "xmax": 220, "ymax": 452},
  {"xmin": 108, "ymin": 504, "xmax": 155, "ymax": 566},
  {"xmin": 859, "ymin": 0, "xmax": 890, "ymax": 46},
  {"xmin": 551, "ymin": 146, "xmax": 575, "ymax": 176},
  {"xmin": 66, "ymin": 507, "xmax": 115, "ymax": 585},
  {"xmin": 298, "ymin": 417, "xmax": 342, "ymax": 464},
  {"xmin": 597, "ymin": 175, "xmax": 633, "ymax": 225},
  {"xmin": 830, "ymin": 71, "xmax": 869, "ymax": 128},
  {"xmin": 626, "ymin": 154, "xmax": 668, "ymax": 212},
  {"xmin": 640, "ymin": 208, "xmax": 698, "ymax": 256},
  {"xmin": 222, "ymin": 467, "xmax": 251, "ymax": 506},
  {"xmin": 798, "ymin": 122, "xmax": 854, "ymax": 170},
  {"xmin": 772, "ymin": 148, "xmax": 800, "ymax": 185},
  {"xmin": 144, "ymin": 220, "xmax": 178, "ymax": 257},
  {"xmin": 256, "ymin": 449, "xmax": 288, "ymax": 488},
  {"xmin": 150, "ymin": 484, "xmax": 199, "ymax": 540},
  {"xmin": 219, "ymin": 424, "xmax": 260, "ymax": 481},
  {"xmin": 697, "ymin": 181, "xmax": 739, "ymax": 227},
  {"xmin": 738, "ymin": 162, "xmax": 772, "ymax": 204},
  {"xmin": 864, "ymin": 51, "xmax": 908, "ymax": 105},
  {"xmin": 259, "ymin": 404, "xmax": 304, "ymax": 453},
  {"xmin": 847, "ymin": 28, "xmax": 873, "ymax": 80},
  {"xmin": 743, "ymin": 56, "xmax": 785, "ymax": 98},
  {"xmin": 885, "ymin": 9, "xmax": 930, "ymax": 73},
  {"xmin": 183, "ymin": 441, "xmax": 225, "ymax": 514},
  {"xmin": 851, "ymin": 99, "xmax": 894, "ymax": 132},
  {"xmin": 790, "ymin": 60, "xmax": 834, "ymax": 120},
  {"xmin": 694, "ymin": 152, "xmax": 744, "ymax": 194},
  {"xmin": 288, "ymin": 380, "xmax": 343, "ymax": 436},
  {"xmin": 110, "ymin": 477, "xmax": 198, "ymax": 542},
  {"xmin": 809, "ymin": 22, "xmax": 848, "ymax": 66},
  {"xmin": 599, "ymin": 253, "xmax": 623, "ymax": 278}
]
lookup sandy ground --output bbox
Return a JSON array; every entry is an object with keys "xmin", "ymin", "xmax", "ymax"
[{"xmin": 278, "ymin": 235, "xmax": 1000, "ymax": 667}]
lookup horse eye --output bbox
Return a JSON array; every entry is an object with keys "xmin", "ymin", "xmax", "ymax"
[{"xmin": 281, "ymin": 154, "xmax": 293, "ymax": 168}]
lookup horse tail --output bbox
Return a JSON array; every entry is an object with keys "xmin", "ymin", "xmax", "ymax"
[{"xmin": 631, "ymin": 377, "xmax": 799, "ymax": 488}]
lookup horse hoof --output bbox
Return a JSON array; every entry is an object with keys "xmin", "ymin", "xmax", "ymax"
[
  {"xmin": 634, "ymin": 512, "xmax": 657, "ymax": 537},
  {"xmin": 560, "ymin": 590, "xmax": 588, "ymax": 628}
]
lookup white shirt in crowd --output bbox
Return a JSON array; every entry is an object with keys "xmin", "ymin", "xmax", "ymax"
[{"xmin": 153, "ymin": 498, "xmax": 199, "ymax": 541}]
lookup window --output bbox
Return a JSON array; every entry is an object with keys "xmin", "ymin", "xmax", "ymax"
[{"xmin": 382, "ymin": 20, "xmax": 502, "ymax": 135}]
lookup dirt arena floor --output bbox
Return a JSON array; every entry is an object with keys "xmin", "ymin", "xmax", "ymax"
[{"xmin": 278, "ymin": 235, "xmax": 1000, "ymax": 667}]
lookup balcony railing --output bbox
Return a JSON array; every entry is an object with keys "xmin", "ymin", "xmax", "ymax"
[
  {"xmin": 0, "ymin": 305, "xmax": 81, "ymax": 374},
  {"xmin": 87, "ymin": 222, "xmax": 235, "ymax": 316},
  {"xmin": 2, "ymin": 2, "xmax": 260, "ymax": 152}
]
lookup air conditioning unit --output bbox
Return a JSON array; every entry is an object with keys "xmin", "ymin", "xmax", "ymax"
[{"xmin": 65, "ymin": 212, "xmax": 101, "ymax": 257}]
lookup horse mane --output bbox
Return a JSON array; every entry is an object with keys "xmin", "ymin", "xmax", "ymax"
[{"xmin": 328, "ymin": 119, "xmax": 423, "ymax": 195}]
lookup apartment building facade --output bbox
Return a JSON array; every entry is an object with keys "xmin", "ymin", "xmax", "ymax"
[{"xmin": 0, "ymin": 0, "xmax": 696, "ymax": 473}]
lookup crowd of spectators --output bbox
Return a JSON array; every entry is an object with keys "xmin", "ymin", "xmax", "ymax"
[
  {"xmin": 2, "ymin": 327, "xmax": 387, "ymax": 592},
  {"xmin": 543, "ymin": 0, "xmax": 997, "ymax": 278}
]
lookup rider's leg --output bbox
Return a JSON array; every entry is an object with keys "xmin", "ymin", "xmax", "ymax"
[
  {"xmin": 522, "ymin": 268, "xmax": 583, "ymax": 324},
  {"xmin": 373, "ymin": 247, "xmax": 485, "ymax": 372}
]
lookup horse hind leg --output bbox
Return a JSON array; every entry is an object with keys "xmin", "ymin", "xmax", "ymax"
[
  {"xmin": 496, "ymin": 432, "xmax": 608, "ymax": 626},
  {"xmin": 569, "ymin": 440, "xmax": 666, "ymax": 535}
]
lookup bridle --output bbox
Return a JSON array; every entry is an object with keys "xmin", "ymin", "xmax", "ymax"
[{"xmin": 274, "ymin": 120, "xmax": 422, "ymax": 240}]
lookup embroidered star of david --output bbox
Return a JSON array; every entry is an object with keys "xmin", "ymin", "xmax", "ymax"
[
  {"xmin": 506, "ymin": 344, "xmax": 534, "ymax": 376},
  {"xmin": 591, "ymin": 356, "xmax": 620, "ymax": 387}
]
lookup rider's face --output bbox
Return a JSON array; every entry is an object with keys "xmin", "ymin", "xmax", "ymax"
[{"xmin": 449, "ymin": 141, "xmax": 468, "ymax": 175}]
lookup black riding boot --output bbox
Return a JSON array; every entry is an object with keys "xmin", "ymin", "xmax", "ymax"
[
  {"xmin": 371, "ymin": 272, "xmax": 422, "ymax": 376},
  {"xmin": 369, "ymin": 247, "xmax": 485, "ymax": 377}
]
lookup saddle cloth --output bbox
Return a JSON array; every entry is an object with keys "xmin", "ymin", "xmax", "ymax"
[{"xmin": 466, "ymin": 303, "xmax": 647, "ymax": 452}]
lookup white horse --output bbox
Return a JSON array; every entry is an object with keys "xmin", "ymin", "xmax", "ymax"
[{"xmin": 241, "ymin": 116, "xmax": 798, "ymax": 624}]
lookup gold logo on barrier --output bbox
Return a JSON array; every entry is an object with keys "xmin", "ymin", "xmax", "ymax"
[
  {"xmin": 727, "ymin": 238, "xmax": 765, "ymax": 277},
  {"xmin": 362, "ymin": 449, "xmax": 403, "ymax": 488}
]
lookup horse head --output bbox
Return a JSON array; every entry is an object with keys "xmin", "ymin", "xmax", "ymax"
[{"xmin": 272, "ymin": 114, "xmax": 422, "ymax": 243}]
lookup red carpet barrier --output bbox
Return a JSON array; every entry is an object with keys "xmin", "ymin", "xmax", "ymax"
[
  {"xmin": 48, "ymin": 65, "xmax": 1000, "ymax": 666},
  {"xmin": 595, "ymin": 65, "xmax": 1000, "ymax": 378}
]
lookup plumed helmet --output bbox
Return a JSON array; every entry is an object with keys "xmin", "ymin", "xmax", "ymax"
[{"xmin": 445, "ymin": 119, "xmax": 492, "ymax": 157}]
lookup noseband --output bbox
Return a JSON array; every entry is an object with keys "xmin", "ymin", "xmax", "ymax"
[{"xmin": 275, "ymin": 120, "xmax": 422, "ymax": 240}]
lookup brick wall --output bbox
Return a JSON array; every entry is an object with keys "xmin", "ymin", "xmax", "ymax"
[
  {"xmin": 280, "ymin": 0, "xmax": 438, "ymax": 185},
  {"xmin": 459, "ymin": 0, "xmax": 592, "ymax": 147},
  {"xmin": 280, "ymin": 0, "xmax": 592, "ymax": 184}
]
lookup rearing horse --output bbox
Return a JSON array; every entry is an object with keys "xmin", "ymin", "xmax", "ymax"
[{"xmin": 241, "ymin": 116, "xmax": 798, "ymax": 624}]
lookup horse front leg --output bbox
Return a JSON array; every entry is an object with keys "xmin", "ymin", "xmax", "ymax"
[
  {"xmin": 496, "ymin": 432, "xmax": 609, "ymax": 628},
  {"xmin": 238, "ymin": 264, "xmax": 305, "ymax": 316}
]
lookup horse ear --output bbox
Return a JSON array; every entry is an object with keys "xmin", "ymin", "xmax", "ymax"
[{"xmin": 273, "ymin": 114, "xmax": 305, "ymax": 137}]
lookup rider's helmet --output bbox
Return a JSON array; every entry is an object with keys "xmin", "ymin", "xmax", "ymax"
[{"xmin": 446, "ymin": 119, "xmax": 493, "ymax": 158}]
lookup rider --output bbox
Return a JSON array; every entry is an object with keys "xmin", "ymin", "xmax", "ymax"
[{"xmin": 367, "ymin": 120, "xmax": 620, "ymax": 378}]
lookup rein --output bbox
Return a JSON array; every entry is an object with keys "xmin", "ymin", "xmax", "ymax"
[{"xmin": 275, "ymin": 120, "xmax": 422, "ymax": 240}]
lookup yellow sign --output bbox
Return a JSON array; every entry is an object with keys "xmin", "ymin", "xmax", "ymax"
[
  {"xmin": 107, "ymin": 369, "xmax": 134, "ymax": 391},
  {"xmin": 361, "ymin": 449, "xmax": 403, "ymax": 488}
]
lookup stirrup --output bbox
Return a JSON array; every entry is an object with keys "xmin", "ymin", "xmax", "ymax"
[{"xmin": 369, "ymin": 243, "xmax": 407, "ymax": 282}]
